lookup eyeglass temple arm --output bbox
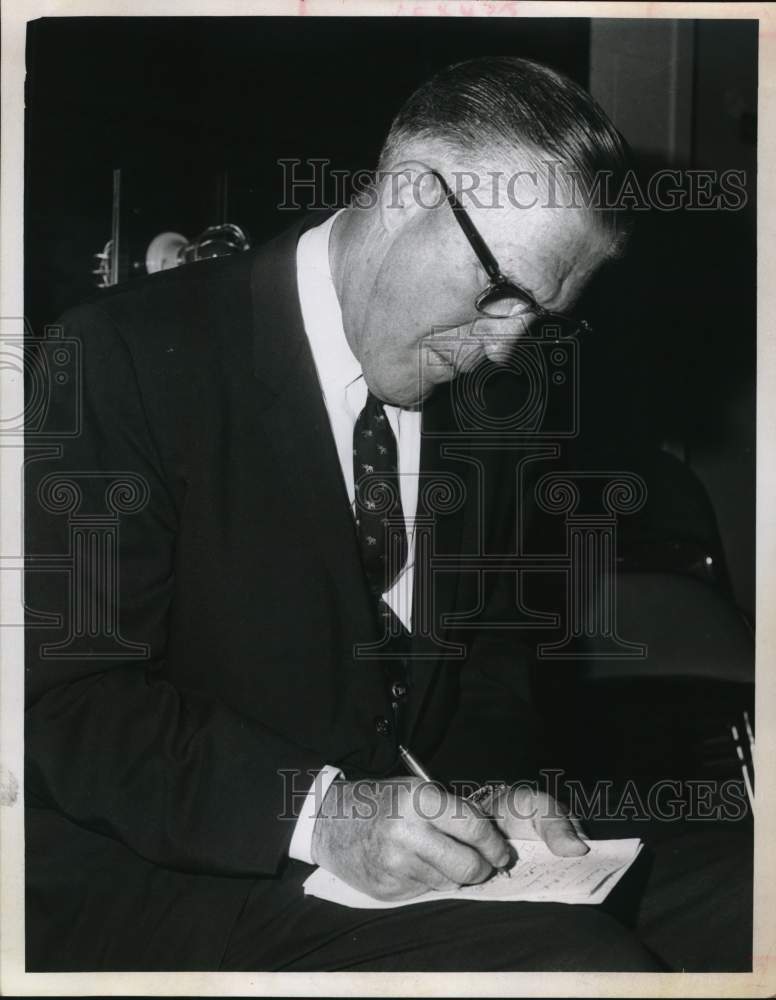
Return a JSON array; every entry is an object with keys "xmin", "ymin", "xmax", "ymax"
[
  {"xmin": 431, "ymin": 171, "xmax": 506, "ymax": 284},
  {"xmin": 432, "ymin": 169, "xmax": 590, "ymax": 333}
]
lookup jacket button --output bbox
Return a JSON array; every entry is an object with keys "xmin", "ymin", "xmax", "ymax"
[
  {"xmin": 374, "ymin": 716, "xmax": 392, "ymax": 737},
  {"xmin": 391, "ymin": 682, "xmax": 408, "ymax": 700}
]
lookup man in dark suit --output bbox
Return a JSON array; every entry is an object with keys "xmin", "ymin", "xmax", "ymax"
[{"xmin": 24, "ymin": 57, "xmax": 751, "ymax": 972}]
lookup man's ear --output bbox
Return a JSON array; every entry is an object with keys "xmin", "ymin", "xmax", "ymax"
[{"xmin": 377, "ymin": 161, "xmax": 442, "ymax": 234}]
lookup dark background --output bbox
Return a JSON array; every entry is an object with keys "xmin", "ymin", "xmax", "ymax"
[
  {"xmin": 24, "ymin": 16, "xmax": 591, "ymax": 327},
  {"xmin": 24, "ymin": 15, "xmax": 757, "ymax": 622}
]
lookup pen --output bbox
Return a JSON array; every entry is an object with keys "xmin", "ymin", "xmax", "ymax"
[
  {"xmin": 398, "ymin": 743, "xmax": 512, "ymax": 878},
  {"xmin": 397, "ymin": 744, "xmax": 434, "ymax": 782}
]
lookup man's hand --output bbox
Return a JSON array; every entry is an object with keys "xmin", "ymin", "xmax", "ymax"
[
  {"xmin": 492, "ymin": 786, "xmax": 589, "ymax": 857},
  {"xmin": 310, "ymin": 778, "xmax": 511, "ymax": 901}
]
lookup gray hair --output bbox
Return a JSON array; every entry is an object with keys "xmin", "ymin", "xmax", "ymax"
[{"xmin": 378, "ymin": 56, "xmax": 632, "ymax": 247}]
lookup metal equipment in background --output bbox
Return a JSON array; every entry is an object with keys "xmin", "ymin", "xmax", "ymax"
[{"xmin": 92, "ymin": 168, "xmax": 251, "ymax": 289}]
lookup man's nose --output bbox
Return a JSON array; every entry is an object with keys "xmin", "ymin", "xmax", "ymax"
[{"xmin": 473, "ymin": 315, "xmax": 529, "ymax": 364}]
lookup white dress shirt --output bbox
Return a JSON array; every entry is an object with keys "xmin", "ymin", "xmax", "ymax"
[{"xmin": 288, "ymin": 211, "xmax": 422, "ymax": 863}]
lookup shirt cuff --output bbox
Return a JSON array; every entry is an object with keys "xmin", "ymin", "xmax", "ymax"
[{"xmin": 288, "ymin": 764, "xmax": 343, "ymax": 865}]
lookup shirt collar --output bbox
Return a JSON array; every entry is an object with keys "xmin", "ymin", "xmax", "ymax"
[{"xmin": 296, "ymin": 209, "xmax": 363, "ymax": 400}]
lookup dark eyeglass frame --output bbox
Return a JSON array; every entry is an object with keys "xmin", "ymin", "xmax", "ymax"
[{"xmin": 431, "ymin": 170, "xmax": 592, "ymax": 338}]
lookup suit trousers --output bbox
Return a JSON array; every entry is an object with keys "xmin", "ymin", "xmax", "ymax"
[{"xmin": 219, "ymin": 822, "xmax": 752, "ymax": 972}]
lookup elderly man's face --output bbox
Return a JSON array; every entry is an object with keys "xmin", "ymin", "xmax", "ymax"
[{"xmin": 352, "ymin": 179, "xmax": 612, "ymax": 408}]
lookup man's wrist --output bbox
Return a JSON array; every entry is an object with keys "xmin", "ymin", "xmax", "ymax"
[
  {"xmin": 288, "ymin": 766, "xmax": 343, "ymax": 865},
  {"xmin": 310, "ymin": 777, "xmax": 347, "ymax": 866}
]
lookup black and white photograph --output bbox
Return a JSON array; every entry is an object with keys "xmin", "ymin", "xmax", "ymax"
[{"xmin": 1, "ymin": 1, "xmax": 773, "ymax": 993}]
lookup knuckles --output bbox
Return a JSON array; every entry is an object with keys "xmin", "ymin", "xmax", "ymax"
[
  {"xmin": 455, "ymin": 854, "xmax": 488, "ymax": 885},
  {"xmin": 463, "ymin": 812, "xmax": 492, "ymax": 841}
]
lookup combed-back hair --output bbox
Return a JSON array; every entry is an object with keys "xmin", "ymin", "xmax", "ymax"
[{"xmin": 378, "ymin": 56, "xmax": 633, "ymax": 249}]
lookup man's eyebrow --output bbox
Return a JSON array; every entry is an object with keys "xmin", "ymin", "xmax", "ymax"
[
  {"xmin": 504, "ymin": 264, "xmax": 561, "ymax": 309},
  {"xmin": 527, "ymin": 255, "xmax": 578, "ymax": 308}
]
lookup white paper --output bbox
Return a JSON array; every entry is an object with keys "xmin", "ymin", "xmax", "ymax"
[{"xmin": 303, "ymin": 838, "xmax": 643, "ymax": 909}]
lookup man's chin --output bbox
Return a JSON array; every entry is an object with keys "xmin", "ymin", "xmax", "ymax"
[
  {"xmin": 368, "ymin": 360, "xmax": 458, "ymax": 408},
  {"xmin": 393, "ymin": 380, "xmax": 445, "ymax": 410},
  {"xmin": 368, "ymin": 379, "xmax": 428, "ymax": 409}
]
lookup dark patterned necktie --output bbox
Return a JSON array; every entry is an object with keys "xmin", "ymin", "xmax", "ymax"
[{"xmin": 353, "ymin": 391, "xmax": 408, "ymax": 597}]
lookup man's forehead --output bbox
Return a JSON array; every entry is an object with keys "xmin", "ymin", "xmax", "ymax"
[
  {"xmin": 450, "ymin": 157, "xmax": 605, "ymax": 239},
  {"xmin": 471, "ymin": 199, "xmax": 609, "ymax": 301}
]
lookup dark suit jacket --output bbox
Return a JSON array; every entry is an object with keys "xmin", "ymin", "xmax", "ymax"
[{"xmin": 24, "ymin": 215, "xmax": 544, "ymax": 969}]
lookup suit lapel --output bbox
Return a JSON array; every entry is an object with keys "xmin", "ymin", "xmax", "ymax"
[
  {"xmin": 248, "ymin": 220, "xmax": 474, "ymax": 751},
  {"xmin": 249, "ymin": 218, "xmax": 378, "ymax": 645}
]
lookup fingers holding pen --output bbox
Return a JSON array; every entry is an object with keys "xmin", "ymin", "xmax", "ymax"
[
  {"xmin": 406, "ymin": 784, "xmax": 509, "ymax": 889},
  {"xmin": 397, "ymin": 748, "xmax": 511, "ymax": 877},
  {"xmin": 413, "ymin": 781, "xmax": 511, "ymax": 874}
]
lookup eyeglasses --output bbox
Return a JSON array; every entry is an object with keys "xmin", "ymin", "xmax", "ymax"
[{"xmin": 431, "ymin": 171, "xmax": 592, "ymax": 338}]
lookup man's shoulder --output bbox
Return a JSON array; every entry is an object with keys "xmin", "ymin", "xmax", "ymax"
[
  {"xmin": 59, "ymin": 213, "xmax": 321, "ymax": 353},
  {"xmin": 65, "ymin": 248, "xmax": 255, "ymax": 334}
]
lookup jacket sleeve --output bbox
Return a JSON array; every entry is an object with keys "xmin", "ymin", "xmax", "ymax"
[{"xmin": 25, "ymin": 304, "xmax": 325, "ymax": 877}]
